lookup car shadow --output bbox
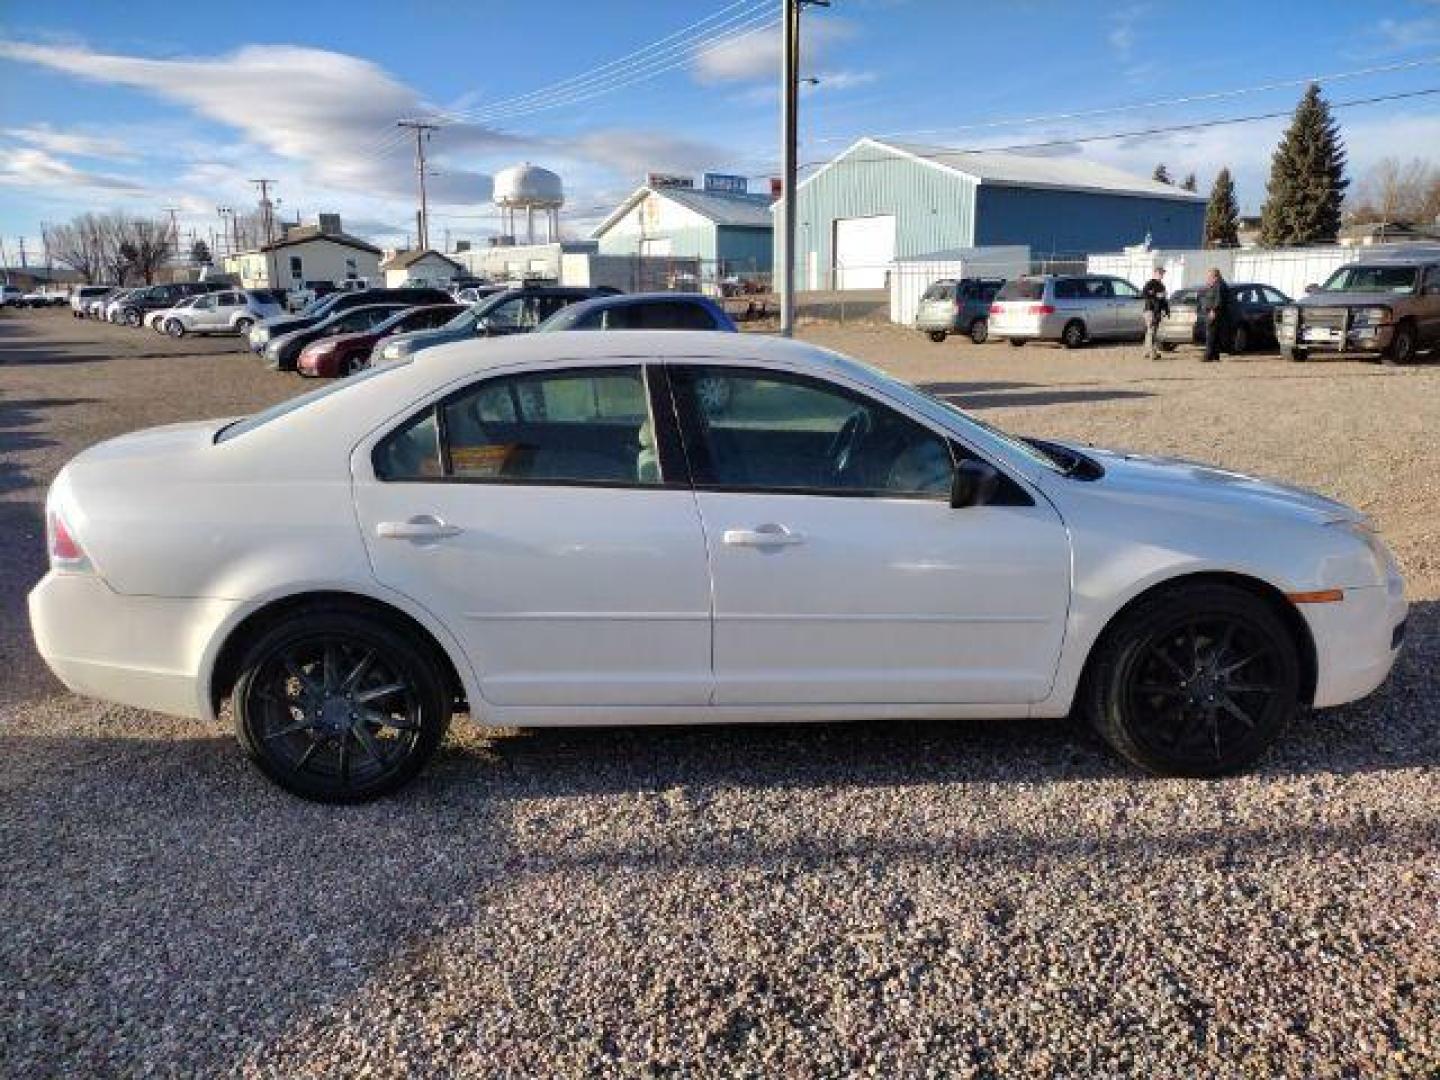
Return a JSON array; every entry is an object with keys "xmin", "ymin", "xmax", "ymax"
[{"xmin": 918, "ymin": 382, "xmax": 1153, "ymax": 410}]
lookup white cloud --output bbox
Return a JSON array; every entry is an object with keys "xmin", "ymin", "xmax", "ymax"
[
  {"xmin": 564, "ymin": 129, "xmax": 736, "ymax": 184},
  {"xmin": 693, "ymin": 19, "xmax": 855, "ymax": 83},
  {"xmin": 8, "ymin": 124, "xmax": 138, "ymax": 161},
  {"xmin": 0, "ymin": 148, "xmax": 151, "ymax": 197}
]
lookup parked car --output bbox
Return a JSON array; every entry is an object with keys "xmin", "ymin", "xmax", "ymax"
[
  {"xmin": 372, "ymin": 285, "xmax": 619, "ymax": 365},
  {"xmin": 1276, "ymin": 254, "xmax": 1440, "ymax": 365},
  {"xmin": 156, "ymin": 289, "xmax": 286, "ymax": 337},
  {"xmin": 452, "ymin": 285, "xmax": 508, "ymax": 305},
  {"xmin": 70, "ymin": 285, "xmax": 115, "ymax": 318},
  {"xmin": 115, "ymin": 282, "xmax": 228, "ymax": 327},
  {"xmin": 264, "ymin": 302, "xmax": 414, "ymax": 371},
  {"xmin": 1156, "ymin": 282, "xmax": 1291, "ymax": 354},
  {"xmin": 103, "ymin": 289, "xmax": 142, "ymax": 323},
  {"xmin": 989, "ymin": 275, "xmax": 1146, "ymax": 348},
  {"xmin": 297, "ymin": 303, "xmax": 465, "ymax": 378},
  {"xmin": 20, "ymin": 289, "xmax": 69, "ymax": 307},
  {"xmin": 29, "ymin": 331, "xmax": 1406, "ymax": 801},
  {"xmin": 248, "ymin": 287, "xmax": 454, "ymax": 354},
  {"xmin": 286, "ymin": 281, "xmax": 339, "ymax": 312},
  {"xmin": 914, "ymin": 278, "xmax": 1007, "ymax": 344},
  {"xmin": 535, "ymin": 292, "xmax": 737, "ymax": 332},
  {"xmin": 1, "ymin": 284, "xmax": 26, "ymax": 307}
]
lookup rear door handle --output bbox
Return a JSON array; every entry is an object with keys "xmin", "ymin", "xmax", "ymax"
[
  {"xmin": 723, "ymin": 525, "xmax": 806, "ymax": 547},
  {"xmin": 376, "ymin": 516, "xmax": 463, "ymax": 540}
]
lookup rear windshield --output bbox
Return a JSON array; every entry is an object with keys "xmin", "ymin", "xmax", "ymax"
[
  {"xmin": 215, "ymin": 361, "xmax": 412, "ymax": 443},
  {"xmin": 996, "ymin": 279, "xmax": 1044, "ymax": 302},
  {"xmin": 1320, "ymin": 265, "xmax": 1418, "ymax": 293},
  {"xmin": 922, "ymin": 282, "xmax": 956, "ymax": 301}
]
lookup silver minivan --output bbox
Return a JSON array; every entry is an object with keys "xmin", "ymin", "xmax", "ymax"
[{"xmin": 989, "ymin": 275, "xmax": 1146, "ymax": 348}]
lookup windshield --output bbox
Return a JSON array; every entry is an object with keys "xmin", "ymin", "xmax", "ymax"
[
  {"xmin": 995, "ymin": 279, "xmax": 1045, "ymax": 302},
  {"xmin": 1320, "ymin": 265, "xmax": 1418, "ymax": 293},
  {"xmin": 215, "ymin": 360, "xmax": 413, "ymax": 443},
  {"xmin": 922, "ymin": 282, "xmax": 956, "ymax": 301}
]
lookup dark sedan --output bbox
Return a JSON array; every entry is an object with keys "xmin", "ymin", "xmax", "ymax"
[
  {"xmin": 263, "ymin": 303, "xmax": 411, "ymax": 371},
  {"xmin": 1156, "ymin": 282, "xmax": 1292, "ymax": 354},
  {"xmin": 296, "ymin": 303, "xmax": 465, "ymax": 378}
]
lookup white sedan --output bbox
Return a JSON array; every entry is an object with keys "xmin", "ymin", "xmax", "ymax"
[{"xmin": 29, "ymin": 333, "xmax": 1406, "ymax": 801}]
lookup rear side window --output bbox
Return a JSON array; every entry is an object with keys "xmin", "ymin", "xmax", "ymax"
[
  {"xmin": 996, "ymin": 279, "xmax": 1044, "ymax": 302},
  {"xmin": 922, "ymin": 282, "xmax": 956, "ymax": 301},
  {"xmin": 376, "ymin": 366, "xmax": 661, "ymax": 486},
  {"xmin": 602, "ymin": 302, "xmax": 716, "ymax": 329}
]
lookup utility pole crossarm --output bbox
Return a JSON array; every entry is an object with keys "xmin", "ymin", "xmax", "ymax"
[{"xmin": 397, "ymin": 119, "xmax": 440, "ymax": 252}]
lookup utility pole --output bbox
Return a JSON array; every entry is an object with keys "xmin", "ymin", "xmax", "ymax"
[
  {"xmin": 778, "ymin": 0, "xmax": 826, "ymax": 336},
  {"xmin": 250, "ymin": 179, "xmax": 276, "ymax": 245},
  {"xmin": 163, "ymin": 206, "xmax": 181, "ymax": 259},
  {"xmin": 17, "ymin": 236, "xmax": 28, "ymax": 269},
  {"xmin": 397, "ymin": 119, "xmax": 439, "ymax": 251}
]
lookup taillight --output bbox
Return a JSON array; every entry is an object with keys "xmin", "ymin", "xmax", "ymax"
[
  {"xmin": 989, "ymin": 304, "xmax": 1003, "ymax": 315},
  {"xmin": 1029, "ymin": 304, "xmax": 1056, "ymax": 316},
  {"xmin": 47, "ymin": 508, "xmax": 89, "ymax": 569}
]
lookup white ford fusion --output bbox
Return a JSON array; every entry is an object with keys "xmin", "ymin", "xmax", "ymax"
[{"xmin": 30, "ymin": 333, "xmax": 1406, "ymax": 801}]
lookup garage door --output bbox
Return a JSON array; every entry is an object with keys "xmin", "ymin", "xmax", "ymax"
[{"xmin": 834, "ymin": 215, "xmax": 895, "ymax": 290}]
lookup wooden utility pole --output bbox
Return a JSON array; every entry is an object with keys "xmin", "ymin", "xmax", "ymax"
[
  {"xmin": 397, "ymin": 119, "xmax": 439, "ymax": 251},
  {"xmin": 778, "ymin": 0, "xmax": 826, "ymax": 335},
  {"xmin": 250, "ymin": 179, "xmax": 276, "ymax": 244}
]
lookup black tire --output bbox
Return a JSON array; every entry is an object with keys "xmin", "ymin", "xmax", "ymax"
[
  {"xmin": 1061, "ymin": 320, "xmax": 1087, "ymax": 349},
  {"xmin": 969, "ymin": 318, "xmax": 989, "ymax": 345},
  {"xmin": 1282, "ymin": 346, "xmax": 1308, "ymax": 363},
  {"xmin": 125, "ymin": 308, "xmax": 142, "ymax": 328},
  {"xmin": 1382, "ymin": 320, "xmax": 1417, "ymax": 366},
  {"xmin": 1006, "ymin": 338, "xmax": 1027, "ymax": 348},
  {"xmin": 165, "ymin": 319, "xmax": 185, "ymax": 338},
  {"xmin": 1230, "ymin": 324, "xmax": 1249, "ymax": 354},
  {"xmin": 231, "ymin": 608, "xmax": 451, "ymax": 802},
  {"xmin": 234, "ymin": 317, "xmax": 254, "ymax": 335},
  {"xmin": 927, "ymin": 330, "xmax": 947, "ymax": 343},
  {"xmin": 1083, "ymin": 582, "xmax": 1300, "ymax": 777},
  {"xmin": 1158, "ymin": 342, "xmax": 1177, "ymax": 353}
]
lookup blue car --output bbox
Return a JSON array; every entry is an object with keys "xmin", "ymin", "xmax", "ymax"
[{"xmin": 535, "ymin": 291, "xmax": 737, "ymax": 332}]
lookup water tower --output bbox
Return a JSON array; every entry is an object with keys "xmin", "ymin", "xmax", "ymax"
[{"xmin": 493, "ymin": 163, "xmax": 564, "ymax": 244}]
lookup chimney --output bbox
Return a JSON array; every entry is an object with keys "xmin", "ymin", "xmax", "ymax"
[{"xmin": 317, "ymin": 213, "xmax": 342, "ymax": 235}]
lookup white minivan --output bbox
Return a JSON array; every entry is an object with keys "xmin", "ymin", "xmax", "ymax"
[{"xmin": 989, "ymin": 275, "xmax": 1147, "ymax": 348}]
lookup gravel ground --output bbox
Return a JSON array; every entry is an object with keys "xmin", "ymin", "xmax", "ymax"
[{"xmin": 1, "ymin": 308, "xmax": 1436, "ymax": 1077}]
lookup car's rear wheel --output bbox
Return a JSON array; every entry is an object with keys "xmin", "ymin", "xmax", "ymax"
[
  {"xmin": 1006, "ymin": 338, "xmax": 1026, "ymax": 348},
  {"xmin": 125, "ymin": 308, "xmax": 142, "ymax": 327},
  {"xmin": 927, "ymin": 330, "xmax": 947, "ymax": 343},
  {"xmin": 231, "ymin": 610, "xmax": 450, "ymax": 802},
  {"xmin": 969, "ymin": 318, "xmax": 989, "ymax": 345},
  {"xmin": 1158, "ymin": 342, "xmax": 1177, "ymax": 353},
  {"xmin": 1084, "ymin": 582, "xmax": 1300, "ymax": 777},
  {"xmin": 234, "ymin": 317, "xmax": 253, "ymax": 335},
  {"xmin": 165, "ymin": 319, "xmax": 185, "ymax": 338},
  {"xmin": 1282, "ymin": 346, "xmax": 1308, "ymax": 362},
  {"xmin": 1061, "ymin": 320, "xmax": 1087, "ymax": 349},
  {"xmin": 1382, "ymin": 320, "xmax": 1417, "ymax": 366}
]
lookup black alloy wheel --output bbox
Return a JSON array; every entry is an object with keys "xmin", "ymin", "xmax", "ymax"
[
  {"xmin": 1382, "ymin": 321, "xmax": 1417, "ymax": 366},
  {"xmin": 969, "ymin": 318, "xmax": 989, "ymax": 345},
  {"xmin": 1085, "ymin": 583, "xmax": 1300, "ymax": 777},
  {"xmin": 232, "ymin": 610, "xmax": 449, "ymax": 802},
  {"xmin": 928, "ymin": 330, "xmax": 947, "ymax": 343},
  {"xmin": 166, "ymin": 319, "xmax": 186, "ymax": 338},
  {"xmin": 1061, "ymin": 321, "xmax": 1086, "ymax": 349}
]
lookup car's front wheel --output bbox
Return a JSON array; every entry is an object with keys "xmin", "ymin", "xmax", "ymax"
[
  {"xmin": 231, "ymin": 609, "xmax": 451, "ymax": 802},
  {"xmin": 125, "ymin": 308, "xmax": 142, "ymax": 327},
  {"xmin": 927, "ymin": 330, "xmax": 947, "ymax": 343},
  {"xmin": 969, "ymin": 318, "xmax": 989, "ymax": 345},
  {"xmin": 1084, "ymin": 582, "xmax": 1300, "ymax": 777},
  {"xmin": 234, "ymin": 317, "xmax": 254, "ymax": 335},
  {"xmin": 1382, "ymin": 320, "xmax": 1417, "ymax": 366},
  {"xmin": 165, "ymin": 319, "xmax": 185, "ymax": 338},
  {"xmin": 1061, "ymin": 320, "xmax": 1087, "ymax": 349}
]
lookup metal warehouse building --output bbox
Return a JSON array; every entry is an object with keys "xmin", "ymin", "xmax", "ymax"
[
  {"xmin": 592, "ymin": 178, "xmax": 774, "ymax": 280},
  {"xmin": 783, "ymin": 137, "xmax": 1207, "ymax": 289}
]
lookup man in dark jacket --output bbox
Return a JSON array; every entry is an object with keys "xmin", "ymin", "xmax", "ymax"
[
  {"xmin": 1200, "ymin": 267, "xmax": 1229, "ymax": 362},
  {"xmin": 1141, "ymin": 266, "xmax": 1169, "ymax": 360}
]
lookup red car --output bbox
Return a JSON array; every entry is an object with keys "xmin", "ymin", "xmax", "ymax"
[{"xmin": 297, "ymin": 303, "xmax": 465, "ymax": 377}]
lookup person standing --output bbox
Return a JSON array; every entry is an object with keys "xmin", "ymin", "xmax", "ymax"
[
  {"xmin": 1141, "ymin": 266, "xmax": 1169, "ymax": 360},
  {"xmin": 1200, "ymin": 267, "xmax": 1230, "ymax": 363}
]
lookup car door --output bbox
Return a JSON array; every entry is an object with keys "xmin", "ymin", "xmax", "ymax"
[
  {"xmin": 1108, "ymin": 278, "xmax": 1145, "ymax": 339},
  {"xmin": 667, "ymin": 363, "xmax": 1072, "ymax": 706},
  {"xmin": 352, "ymin": 362, "xmax": 714, "ymax": 708},
  {"xmin": 1420, "ymin": 265, "xmax": 1440, "ymax": 346}
]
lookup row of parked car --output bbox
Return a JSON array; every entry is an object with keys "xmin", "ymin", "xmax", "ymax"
[{"xmin": 916, "ymin": 248, "xmax": 1440, "ymax": 364}]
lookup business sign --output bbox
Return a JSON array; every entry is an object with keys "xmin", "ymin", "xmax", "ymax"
[
  {"xmin": 703, "ymin": 172, "xmax": 749, "ymax": 195},
  {"xmin": 646, "ymin": 172, "xmax": 694, "ymax": 190}
]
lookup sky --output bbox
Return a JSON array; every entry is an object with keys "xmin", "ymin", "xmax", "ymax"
[{"xmin": 2, "ymin": 0, "xmax": 1439, "ymax": 264}]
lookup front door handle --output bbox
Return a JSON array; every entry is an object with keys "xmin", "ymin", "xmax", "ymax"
[
  {"xmin": 376, "ymin": 515, "xmax": 463, "ymax": 540},
  {"xmin": 722, "ymin": 524, "xmax": 806, "ymax": 547}
]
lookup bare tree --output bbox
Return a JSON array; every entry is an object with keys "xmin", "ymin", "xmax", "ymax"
[
  {"xmin": 1347, "ymin": 157, "xmax": 1439, "ymax": 227},
  {"xmin": 41, "ymin": 215, "xmax": 106, "ymax": 283},
  {"xmin": 123, "ymin": 217, "xmax": 174, "ymax": 283}
]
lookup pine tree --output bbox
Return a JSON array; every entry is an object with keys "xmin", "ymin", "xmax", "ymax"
[
  {"xmin": 1204, "ymin": 168, "xmax": 1241, "ymax": 248},
  {"xmin": 1153, "ymin": 163, "xmax": 1171, "ymax": 185},
  {"xmin": 1259, "ymin": 83, "xmax": 1348, "ymax": 245},
  {"xmin": 190, "ymin": 239, "xmax": 212, "ymax": 266},
  {"xmin": 1182, "ymin": 173, "xmax": 1197, "ymax": 192}
]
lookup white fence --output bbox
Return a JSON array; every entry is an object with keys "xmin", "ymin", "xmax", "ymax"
[
  {"xmin": 889, "ymin": 246, "xmax": 1031, "ymax": 325},
  {"xmin": 1085, "ymin": 244, "xmax": 1440, "ymax": 299}
]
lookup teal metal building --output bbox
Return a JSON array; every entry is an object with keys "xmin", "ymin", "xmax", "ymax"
[
  {"xmin": 781, "ymin": 137, "xmax": 1208, "ymax": 288},
  {"xmin": 592, "ymin": 182, "xmax": 774, "ymax": 278}
]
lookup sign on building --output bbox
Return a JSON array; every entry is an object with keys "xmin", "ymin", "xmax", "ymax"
[
  {"xmin": 647, "ymin": 173, "xmax": 694, "ymax": 190},
  {"xmin": 703, "ymin": 173, "xmax": 748, "ymax": 195}
]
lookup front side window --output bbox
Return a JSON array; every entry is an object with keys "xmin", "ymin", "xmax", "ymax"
[
  {"xmin": 1110, "ymin": 279, "xmax": 1140, "ymax": 299},
  {"xmin": 671, "ymin": 366, "xmax": 952, "ymax": 498},
  {"xmin": 376, "ymin": 366, "xmax": 661, "ymax": 486}
]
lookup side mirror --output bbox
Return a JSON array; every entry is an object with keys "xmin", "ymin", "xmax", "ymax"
[
  {"xmin": 1304, "ymin": 283, "xmax": 1320, "ymax": 294},
  {"xmin": 950, "ymin": 459, "xmax": 1002, "ymax": 509}
]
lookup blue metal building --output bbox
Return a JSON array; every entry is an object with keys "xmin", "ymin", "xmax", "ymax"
[
  {"xmin": 592, "ymin": 181, "xmax": 774, "ymax": 278},
  {"xmin": 781, "ymin": 137, "xmax": 1208, "ymax": 288}
]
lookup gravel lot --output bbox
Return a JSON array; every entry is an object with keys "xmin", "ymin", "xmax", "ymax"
[{"xmin": 2, "ymin": 308, "xmax": 1436, "ymax": 1076}]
